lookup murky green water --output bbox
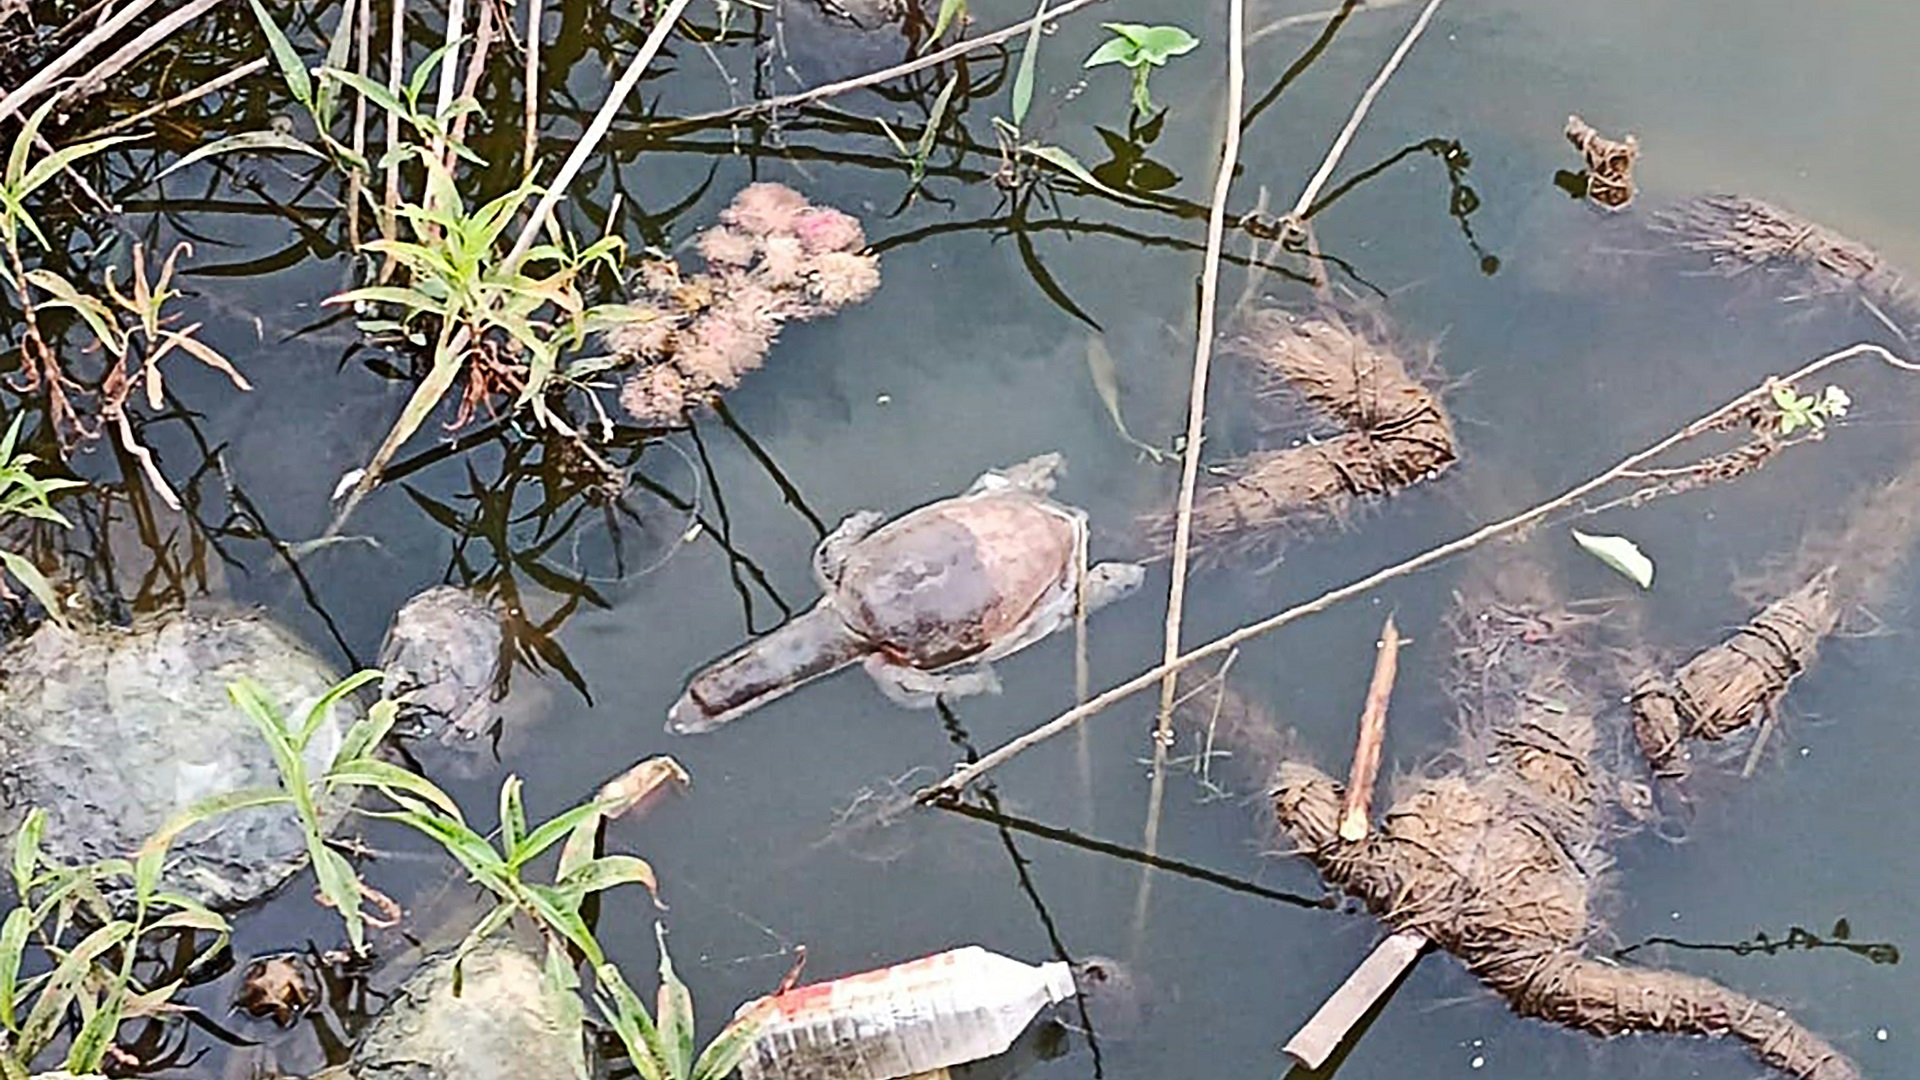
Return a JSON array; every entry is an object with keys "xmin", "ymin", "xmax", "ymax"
[{"xmin": 10, "ymin": 0, "xmax": 1920, "ymax": 1076}]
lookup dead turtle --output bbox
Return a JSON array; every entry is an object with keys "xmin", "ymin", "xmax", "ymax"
[
  {"xmin": 0, "ymin": 607, "xmax": 356, "ymax": 911},
  {"xmin": 669, "ymin": 453, "xmax": 1144, "ymax": 733}
]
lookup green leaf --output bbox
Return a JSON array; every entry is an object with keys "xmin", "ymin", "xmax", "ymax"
[
  {"xmin": 540, "ymin": 938, "xmax": 592, "ymax": 1080},
  {"xmin": 10, "ymin": 809, "xmax": 43, "ymax": 898},
  {"xmin": 297, "ymin": 669, "xmax": 380, "ymax": 751},
  {"xmin": 0, "ymin": 551, "xmax": 64, "ymax": 627},
  {"xmin": 313, "ymin": 0, "xmax": 359, "ymax": 125},
  {"xmin": 65, "ymin": 984, "xmax": 123, "ymax": 1073},
  {"xmin": 16, "ymin": 133, "xmax": 142, "ymax": 203},
  {"xmin": 331, "ymin": 698, "xmax": 399, "ymax": 770},
  {"xmin": 520, "ymin": 883, "xmax": 604, "ymax": 967},
  {"xmin": 146, "ymin": 904, "xmax": 230, "ymax": 935},
  {"xmin": 1571, "ymin": 528, "xmax": 1655, "ymax": 590},
  {"xmin": 918, "ymin": 74, "xmax": 960, "ymax": 164},
  {"xmin": 152, "ymin": 130, "xmax": 329, "ymax": 185},
  {"xmin": 22, "ymin": 269, "xmax": 125, "ymax": 355},
  {"xmin": 500, "ymin": 775, "xmax": 528, "ymax": 857},
  {"xmin": 594, "ymin": 962, "xmax": 667, "ymax": 1080},
  {"xmin": 1026, "ymin": 144, "xmax": 1131, "ymax": 200},
  {"xmin": 311, "ymin": 842, "xmax": 366, "ymax": 951},
  {"xmin": 931, "ymin": 0, "xmax": 966, "ymax": 40},
  {"xmin": 246, "ymin": 0, "xmax": 314, "ymax": 109},
  {"xmin": 556, "ymin": 854, "xmax": 659, "ymax": 903},
  {"xmin": 654, "ymin": 923, "xmax": 695, "ymax": 1080},
  {"xmin": 451, "ymin": 900, "xmax": 517, "ymax": 980},
  {"xmin": 1083, "ymin": 36, "xmax": 1135, "ymax": 68},
  {"xmin": 691, "ymin": 1000, "xmax": 776, "ymax": 1080},
  {"xmin": 327, "ymin": 757, "xmax": 465, "ymax": 819},
  {"xmin": 320, "ymin": 67, "xmax": 407, "ymax": 120},
  {"xmin": 142, "ymin": 786, "xmax": 291, "ymax": 860},
  {"xmin": 19, "ymin": 920, "xmax": 130, "ymax": 1052},
  {"xmin": 0, "ymin": 905, "xmax": 34, "ymax": 1029},
  {"xmin": 1010, "ymin": 0, "xmax": 1048, "ymax": 127},
  {"xmin": 509, "ymin": 800, "xmax": 613, "ymax": 871},
  {"xmin": 1127, "ymin": 24, "xmax": 1199, "ymax": 64}
]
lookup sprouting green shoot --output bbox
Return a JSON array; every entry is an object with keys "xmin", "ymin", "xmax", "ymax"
[{"xmin": 1083, "ymin": 23, "xmax": 1200, "ymax": 115}]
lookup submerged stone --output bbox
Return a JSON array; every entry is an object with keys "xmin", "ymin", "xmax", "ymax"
[{"xmin": 0, "ymin": 609, "xmax": 355, "ymax": 911}]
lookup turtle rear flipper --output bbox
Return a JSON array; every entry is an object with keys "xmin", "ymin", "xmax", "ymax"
[{"xmin": 863, "ymin": 654, "xmax": 1002, "ymax": 709}]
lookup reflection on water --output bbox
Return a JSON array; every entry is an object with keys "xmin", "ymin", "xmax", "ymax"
[{"xmin": 7, "ymin": 0, "xmax": 1920, "ymax": 1077}]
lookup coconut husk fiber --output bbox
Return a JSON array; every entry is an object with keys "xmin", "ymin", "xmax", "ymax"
[
  {"xmin": 1187, "ymin": 553, "xmax": 1858, "ymax": 1079},
  {"xmin": 1654, "ymin": 195, "xmax": 1920, "ymax": 329},
  {"xmin": 1143, "ymin": 310, "xmax": 1457, "ymax": 560},
  {"xmin": 1632, "ymin": 455, "xmax": 1920, "ymax": 778}
]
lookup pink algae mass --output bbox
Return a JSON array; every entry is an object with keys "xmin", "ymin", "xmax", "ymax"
[{"xmin": 610, "ymin": 183, "xmax": 881, "ymax": 425}]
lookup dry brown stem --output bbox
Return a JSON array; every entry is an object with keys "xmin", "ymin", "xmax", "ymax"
[{"xmin": 1339, "ymin": 615, "xmax": 1400, "ymax": 841}]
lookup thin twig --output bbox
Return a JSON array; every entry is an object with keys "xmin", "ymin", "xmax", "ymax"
[
  {"xmin": 448, "ymin": 0, "xmax": 497, "ymax": 153},
  {"xmin": 97, "ymin": 58, "xmax": 271, "ymax": 135},
  {"xmin": 348, "ymin": 0, "xmax": 370, "ymax": 248},
  {"xmin": 1283, "ymin": 0, "xmax": 1446, "ymax": 230},
  {"xmin": 1133, "ymin": 0, "xmax": 1247, "ymax": 953},
  {"xmin": 505, "ymin": 0, "xmax": 695, "ymax": 265},
  {"xmin": 49, "ymin": 0, "xmax": 227, "ymax": 113},
  {"xmin": 662, "ymin": 0, "xmax": 1110, "ymax": 129},
  {"xmin": 1340, "ymin": 614, "xmax": 1401, "ymax": 842},
  {"xmin": 522, "ymin": 0, "xmax": 544, "ymax": 174},
  {"xmin": 0, "ymin": 0, "xmax": 169, "ymax": 123},
  {"xmin": 430, "ymin": 0, "xmax": 468, "ymax": 168},
  {"xmin": 381, "ymin": 0, "xmax": 406, "ymax": 263},
  {"xmin": 917, "ymin": 343, "xmax": 1920, "ymax": 802},
  {"xmin": 1249, "ymin": 0, "xmax": 1420, "ymax": 47}
]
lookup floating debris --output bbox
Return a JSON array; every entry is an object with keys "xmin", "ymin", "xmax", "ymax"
[
  {"xmin": 1143, "ymin": 309, "xmax": 1457, "ymax": 561},
  {"xmin": 1563, "ymin": 115, "xmax": 1639, "ymax": 210},
  {"xmin": 607, "ymin": 183, "xmax": 881, "ymax": 425},
  {"xmin": 236, "ymin": 954, "xmax": 315, "ymax": 1026},
  {"xmin": 1654, "ymin": 194, "xmax": 1920, "ymax": 328}
]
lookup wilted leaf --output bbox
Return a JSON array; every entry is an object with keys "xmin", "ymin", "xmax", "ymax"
[{"xmin": 1571, "ymin": 528, "xmax": 1654, "ymax": 589}]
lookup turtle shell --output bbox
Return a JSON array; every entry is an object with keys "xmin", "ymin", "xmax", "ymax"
[
  {"xmin": 0, "ymin": 610, "xmax": 355, "ymax": 911},
  {"xmin": 833, "ymin": 493, "xmax": 1078, "ymax": 669}
]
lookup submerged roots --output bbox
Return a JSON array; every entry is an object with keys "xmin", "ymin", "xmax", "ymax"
[
  {"xmin": 1655, "ymin": 194, "xmax": 1920, "ymax": 328},
  {"xmin": 1143, "ymin": 310, "xmax": 1457, "ymax": 561}
]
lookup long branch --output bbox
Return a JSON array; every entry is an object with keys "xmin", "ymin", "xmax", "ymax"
[
  {"xmin": 660, "ymin": 0, "xmax": 1111, "ymax": 129},
  {"xmin": 917, "ymin": 342, "xmax": 1920, "ymax": 802}
]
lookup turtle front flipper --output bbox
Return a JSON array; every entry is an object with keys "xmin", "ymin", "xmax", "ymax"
[
  {"xmin": 668, "ymin": 605, "xmax": 872, "ymax": 733},
  {"xmin": 813, "ymin": 510, "xmax": 887, "ymax": 591},
  {"xmin": 862, "ymin": 654, "xmax": 1002, "ymax": 709}
]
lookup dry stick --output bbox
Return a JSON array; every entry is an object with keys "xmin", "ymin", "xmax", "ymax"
[
  {"xmin": 1283, "ymin": 930, "xmax": 1428, "ymax": 1070},
  {"xmin": 50, "ymin": 0, "xmax": 227, "ymax": 112},
  {"xmin": 664, "ymin": 0, "xmax": 1110, "ymax": 128},
  {"xmin": 381, "ymin": 0, "xmax": 405, "ymax": 255},
  {"xmin": 429, "ymin": 0, "xmax": 468, "ymax": 169},
  {"xmin": 917, "ymin": 343, "xmax": 1920, "ymax": 802},
  {"xmin": 348, "ymin": 0, "xmax": 372, "ymax": 249},
  {"xmin": 1131, "ymin": 0, "xmax": 1247, "ymax": 954},
  {"xmin": 1282, "ymin": 0, "xmax": 1446, "ymax": 231},
  {"xmin": 447, "ymin": 0, "xmax": 496, "ymax": 153},
  {"xmin": 521, "ymin": 0, "xmax": 543, "ymax": 174},
  {"xmin": 1249, "ymin": 0, "xmax": 1420, "ymax": 47},
  {"xmin": 1339, "ymin": 614, "xmax": 1400, "ymax": 842},
  {"xmin": 0, "ymin": 0, "xmax": 169, "ymax": 122},
  {"xmin": 503, "ymin": 0, "xmax": 693, "ymax": 267},
  {"xmin": 97, "ymin": 59, "xmax": 270, "ymax": 135}
]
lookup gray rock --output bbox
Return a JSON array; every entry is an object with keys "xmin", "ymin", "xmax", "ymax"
[
  {"xmin": 345, "ymin": 939, "xmax": 586, "ymax": 1080},
  {"xmin": 0, "ymin": 610, "xmax": 355, "ymax": 911},
  {"xmin": 378, "ymin": 586, "xmax": 504, "ymax": 743}
]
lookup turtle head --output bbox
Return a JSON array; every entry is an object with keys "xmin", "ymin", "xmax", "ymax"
[{"xmin": 667, "ymin": 605, "xmax": 871, "ymax": 734}]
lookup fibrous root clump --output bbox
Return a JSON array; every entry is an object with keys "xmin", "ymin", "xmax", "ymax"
[
  {"xmin": 1267, "ymin": 562, "xmax": 1858, "ymax": 1080},
  {"xmin": 1655, "ymin": 194, "xmax": 1920, "ymax": 327},
  {"xmin": 1143, "ymin": 309, "xmax": 1456, "ymax": 560},
  {"xmin": 608, "ymin": 183, "xmax": 880, "ymax": 425}
]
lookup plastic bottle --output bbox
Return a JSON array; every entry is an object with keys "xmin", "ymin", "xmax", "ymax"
[{"xmin": 733, "ymin": 946, "xmax": 1080, "ymax": 1080}]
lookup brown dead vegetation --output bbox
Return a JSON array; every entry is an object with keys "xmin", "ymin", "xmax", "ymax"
[
  {"xmin": 1142, "ymin": 310, "xmax": 1456, "ymax": 560},
  {"xmin": 1632, "ymin": 456, "xmax": 1920, "ymax": 777},
  {"xmin": 1180, "ymin": 552, "xmax": 1858, "ymax": 1080},
  {"xmin": 1564, "ymin": 115, "xmax": 1639, "ymax": 211},
  {"xmin": 1655, "ymin": 195, "xmax": 1920, "ymax": 329}
]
